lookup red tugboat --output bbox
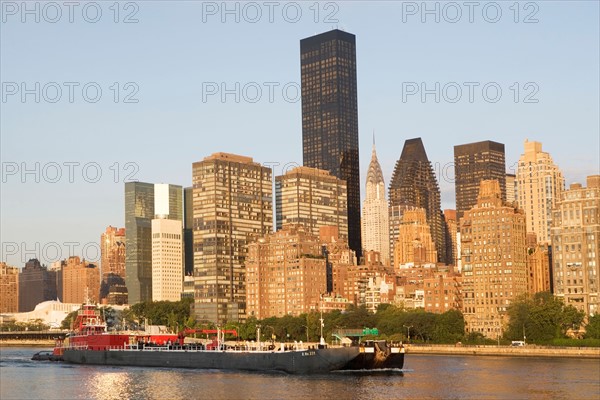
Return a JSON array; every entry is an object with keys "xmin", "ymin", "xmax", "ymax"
[
  {"xmin": 52, "ymin": 303, "xmax": 179, "ymax": 360},
  {"xmin": 50, "ymin": 303, "xmax": 404, "ymax": 373}
]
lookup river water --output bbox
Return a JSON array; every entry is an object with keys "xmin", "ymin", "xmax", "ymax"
[{"xmin": 1, "ymin": 347, "xmax": 598, "ymax": 399}]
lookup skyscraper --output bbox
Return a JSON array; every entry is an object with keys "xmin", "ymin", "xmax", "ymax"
[
  {"xmin": 152, "ymin": 184, "xmax": 184, "ymax": 302},
  {"xmin": 444, "ymin": 209, "xmax": 458, "ymax": 266},
  {"xmin": 100, "ymin": 226, "xmax": 126, "ymax": 279},
  {"xmin": 100, "ymin": 226, "xmax": 127, "ymax": 304},
  {"xmin": 551, "ymin": 176, "xmax": 600, "ymax": 316},
  {"xmin": 454, "ymin": 140, "xmax": 506, "ymax": 221},
  {"xmin": 125, "ymin": 182, "xmax": 182, "ymax": 304},
  {"xmin": 362, "ymin": 141, "xmax": 390, "ymax": 265},
  {"xmin": 516, "ymin": 140, "xmax": 565, "ymax": 243},
  {"xmin": 192, "ymin": 153, "xmax": 272, "ymax": 324},
  {"xmin": 151, "ymin": 218, "xmax": 183, "ymax": 301},
  {"xmin": 388, "ymin": 138, "xmax": 447, "ymax": 264},
  {"xmin": 276, "ymin": 166, "xmax": 348, "ymax": 240},
  {"xmin": 183, "ymin": 187, "xmax": 194, "ymax": 276},
  {"xmin": 125, "ymin": 182, "xmax": 154, "ymax": 304},
  {"xmin": 301, "ymin": 29, "xmax": 361, "ymax": 257},
  {"xmin": 461, "ymin": 180, "xmax": 528, "ymax": 338}
]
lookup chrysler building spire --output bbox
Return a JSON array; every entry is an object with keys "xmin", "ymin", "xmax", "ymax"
[{"xmin": 361, "ymin": 136, "xmax": 390, "ymax": 264}]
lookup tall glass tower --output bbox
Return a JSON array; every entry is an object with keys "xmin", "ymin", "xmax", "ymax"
[
  {"xmin": 300, "ymin": 29, "xmax": 361, "ymax": 258},
  {"xmin": 125, "ymin": 182, "xmax": 182, "ymax": 304}
]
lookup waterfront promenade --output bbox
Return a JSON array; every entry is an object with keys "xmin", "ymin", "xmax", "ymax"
[
  {"xmin": 1, "ymin": 332, "xmax": 599, "ymax": 358},
  {"xmin": 405, "ymin": 343, "xmax": 600, "ymax": 358},
  {"xmin": 0, "ymin": 331, "xmax": 63, "ymax": 347}
]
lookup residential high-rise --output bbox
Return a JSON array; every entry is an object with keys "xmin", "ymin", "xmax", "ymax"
[
  {"xmin": 192, "ymin": 153, "xmax": 272, "ymax": 324},
  {"xmin": 18, "ymin": 259, "xmax": 57, "ymax": 312},
  {"xmin": 444, "ymin": 209, "xmax": 458, "ymax": 266},
  {"xmin": 516, "ymin": 140, "xmax": 565, "ymax": 243},
  {"xmin": 389, "ymin": 138, "xmax": 447, "ymax": 263},
  {"xmin": 125, "ymin": 182, "xmax": 182, "ymax": 304},
  {"xmin": 454, "ymin": 140, "xmax": 506, "ymax": 221},
  {"xmin": 394, "ymin": 207, "xmax": 438, "ymax": 267},
  {"xmin": 0, "ymin": 262, "xmax": 19, "ymax": 313},
  {"xmin": 276, "ymin": 166, "xmax": 348, "ymax": 240},
  {"xmin": 461, "ymin": 180, "xmax": 528, "ymax": 338},
  {"xmin": 424, "ymin": 271, "xmax": 463, "ymax": 314},
  {"xmin": 506, "ymin": 173, "xmax": 516, "ymax": 204},
  {"xmin": 62, "ymin": 256, "xmax": 100, "ymax": 304},
  {"xmin": 551, "ymin": 176, "xmax": 600, "ymax": 316},
  {"xmin": 388, "ymin": 205, "xmax": 409, "ymax": 268},
  {"xmin": 246, "ymin": 225, "xmax": 327, "ymax": 319},
  {"xmin": 301, "ymin": 29, "xmax": 361, "ymax": 257},
  {"xmin": 319, "ymin": 226, "xmax": 357, "ymax": 299},
  {"xmin": 526, "ymin": 233, "xmax": 551, "ymax": 294},
  {"xmin": 361, "ymin": 141, "xmax": 390, "ymax": 265}
]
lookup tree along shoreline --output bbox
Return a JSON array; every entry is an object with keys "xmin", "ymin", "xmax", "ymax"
[{"xmin": 7, "ymin": 292, "xmax": 598, "ymax": 347}]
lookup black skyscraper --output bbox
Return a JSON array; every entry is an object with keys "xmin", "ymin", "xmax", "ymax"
[
  {"xmin": 389, "ymin": 138, "xmax": 448, "ymax": 264},
  {"xmin": 454, "ymin": 140, "xmax": 506, "ymax": 222},
  {"xmin": 301, "ymin": 29, "xmax": 361, "ymax": 257}
]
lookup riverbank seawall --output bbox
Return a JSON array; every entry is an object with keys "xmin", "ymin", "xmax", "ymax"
[
  {"xmin": 406, "ymin": 344, "xmax": 600, "ymax": 358},
  {"xmin": 1, "ymin": 340, "xmax": 55, "ymax": 347}
]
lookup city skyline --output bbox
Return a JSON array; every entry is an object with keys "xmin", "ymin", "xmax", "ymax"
[{"xmin": 2, "ymin": 2, "xmax": 599, "ymax": 266}]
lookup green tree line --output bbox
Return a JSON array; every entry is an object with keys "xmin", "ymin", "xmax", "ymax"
[
  {"xmin": 232, "ymin": 305, "xmax": 466, "ymax": 344},
  {"xmin": 504, "ymin": 292, "xmax": 594, "ymax": 343},
  {"xmin": 56, "ymin": 294, "xmax": 599, "ymax": 345}
]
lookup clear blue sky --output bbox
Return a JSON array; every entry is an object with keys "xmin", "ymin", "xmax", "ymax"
[{"xmin": 1, "ymin": 1, "xmax": 599, "ymax": 266}]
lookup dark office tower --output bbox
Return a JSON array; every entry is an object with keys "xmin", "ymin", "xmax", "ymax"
[
  {"xmin": 18, "ymin": 259, "xmax": 57, "ymax": 312},
  {"xmin": 454, "ymin": 141, "xmax": 506, "ymax": 221},
  {"xmin": 183, "ymin": 187, "xmax": 194, "ymax": 276},
  {"xmin": 125, "ymin": 182, "xmax": 154, "ymax": 304},
  {"xmin": 300, "ymin": 29, "xmax": 361, "ymax": 258},
  {"xmin": 388, "ymin": 138, "xmax": 448, "ymax": 264}
]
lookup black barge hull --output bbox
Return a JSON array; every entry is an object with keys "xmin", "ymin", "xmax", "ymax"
[{"xmin": 62, "ymin": 347, "xmax": 360, "ymax": 374}]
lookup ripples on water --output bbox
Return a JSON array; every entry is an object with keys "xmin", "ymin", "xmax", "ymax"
[{"xmin": 1, "ymin": 347, "xmax": 599, "ymax": 400}]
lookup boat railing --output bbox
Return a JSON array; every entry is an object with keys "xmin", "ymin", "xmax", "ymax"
[
  {"xmin": 66, "ymin": 342, "xmax": 321, "ymax": 353},
  {"xmin": 67, "ymin": 344, "xmax": 89, "ymax": 350},
  {"xmin": 142, "ymin": 346, "xmax": 170, "ymax": 351},
  {"xmin": 105, "ymin": 342, "xmax": 315, "ymax": 353}
]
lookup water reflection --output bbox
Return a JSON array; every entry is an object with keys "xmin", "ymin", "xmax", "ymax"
[
  {"xmin": 88, "ymin": 370, "xmax": 131, "ymax": 400},
  {"xmin": 1, "ymin": 349, "xmax": 598, "ymax": 400}
]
